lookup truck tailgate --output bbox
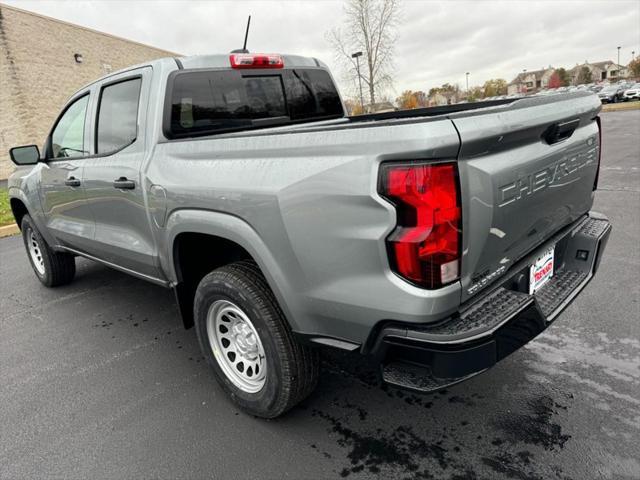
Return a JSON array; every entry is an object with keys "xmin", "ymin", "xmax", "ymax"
[{"xmin": 452, "ymin": 92, "xmax": 601, "ymax": 302}]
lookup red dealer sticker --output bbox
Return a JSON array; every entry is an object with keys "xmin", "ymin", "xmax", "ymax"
[{"xmin": 529, "ymin": 246, "xmax": 555, "ymax": 294}]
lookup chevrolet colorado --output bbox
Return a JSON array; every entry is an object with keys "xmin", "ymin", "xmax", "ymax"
[{"xmin": 8, "ymin": 53, "xmax": 611, "ymax": 417}]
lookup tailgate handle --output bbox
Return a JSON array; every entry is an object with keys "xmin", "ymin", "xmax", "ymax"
[{"xmin": 543, "ymin": 118, "xmax": 580, "ymax": 144}]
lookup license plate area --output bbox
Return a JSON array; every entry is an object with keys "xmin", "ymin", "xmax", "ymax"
[{"xmin": 529, "ymin": 246, "xmax": 555, "ymax": 294}]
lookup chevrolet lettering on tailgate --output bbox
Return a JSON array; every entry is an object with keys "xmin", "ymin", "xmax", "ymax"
[{"xmin": 499, "ymin": 135, "xmax": 598, "ymax": 207}]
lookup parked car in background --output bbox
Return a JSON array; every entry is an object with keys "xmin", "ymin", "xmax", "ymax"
[
  {"xmin": 598, "ymin": 85, "xmax": 625, "ymax": 103},
  {"xmin": 623, "ymin": 83, "xmax": 640, "ymax": 101}
]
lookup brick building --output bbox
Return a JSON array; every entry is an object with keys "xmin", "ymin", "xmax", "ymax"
[{"xmin": 0, "ymin": 4, "xmax": 178, "ymax": 179}]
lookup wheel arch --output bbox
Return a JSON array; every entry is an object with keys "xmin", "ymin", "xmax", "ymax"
[
  {"xmin": 165, "ymin": 209, "xmax": 300, "ymax": 331},
  {"xmin": 9, "ymin": 197, "xmax": 29, "ymax": 229}
]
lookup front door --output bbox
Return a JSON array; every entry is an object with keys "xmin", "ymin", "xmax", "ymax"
[
  {"xmin": 39, "ymin": 92, "xmax": 96, "ymax": 252},
  {"xmin": 81, "ymin": 68, "xmax": 163, "ymax": 280}
]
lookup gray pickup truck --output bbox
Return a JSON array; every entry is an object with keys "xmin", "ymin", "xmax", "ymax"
[{"xmin": 8, "ymin": 53, "xmax": 611, "ymax": 418}]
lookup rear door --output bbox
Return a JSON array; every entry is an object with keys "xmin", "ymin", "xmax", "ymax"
[
  {"xmin": 452, "ymin": 93, "xmax": 601, "ymax": 302},
  {"xmin": 39, "ymin": 91, "xmax": 96, "ymax": 251},
  {"xmin": 81, "ymin": 67, "xmax": 163, "ymax": 280}
]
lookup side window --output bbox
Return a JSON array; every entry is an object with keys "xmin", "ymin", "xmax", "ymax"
[
  {"xmin": 96, "ymin": 77, "xmax": 142, "ymax": 154},
  {"xmin": 51, "ymin": 95, "xmax": 89, "ymax": 159}
]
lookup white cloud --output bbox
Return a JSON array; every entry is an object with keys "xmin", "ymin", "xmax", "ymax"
[{"xmin": 5, "ymin": 0, "xmax": 640, "ymax": 99}]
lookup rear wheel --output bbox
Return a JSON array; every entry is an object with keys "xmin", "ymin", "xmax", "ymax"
[
  {"xmin": 21, "ymin": 215, "xmax": 75, "ymax": 287},
  {"xmin": 194, "ymin": 260, "xmax": 319, "ymax": 418}
]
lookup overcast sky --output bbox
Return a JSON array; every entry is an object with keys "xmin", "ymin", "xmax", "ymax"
[{"xmin": 5, "ymin": 0, "xmax": 640, "ymax": 99}]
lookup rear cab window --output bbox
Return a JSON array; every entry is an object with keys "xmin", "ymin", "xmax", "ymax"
[
  {"xmin": 96, "ymin": 77, "xmax": 142, "ymax": 154},
  {"xmin": 164, "ymin": 68, "xmax": 344, "ymax": 139}
]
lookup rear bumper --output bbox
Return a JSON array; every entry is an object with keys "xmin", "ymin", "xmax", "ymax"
[{"xmin": 369, "ymin": 212, "xmax": 611, "ymax": 392}]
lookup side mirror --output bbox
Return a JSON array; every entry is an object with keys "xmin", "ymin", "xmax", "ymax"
[{"xmin": 9, "ymin": 145, "xmax": 40, "ymax": 166}]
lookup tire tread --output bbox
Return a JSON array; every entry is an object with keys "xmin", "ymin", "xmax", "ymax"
[
  {"xmin": 195, "ymin": 260, "xmax": 318, "ymax": 417},
  {"xmin": 21, "ymin": 215, "xmax": 75, "ymax": 287}
]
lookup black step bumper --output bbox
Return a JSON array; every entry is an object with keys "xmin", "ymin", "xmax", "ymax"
[{"xmin": 369, "ymin": 213, "xmax": 611, "ymax": 393}]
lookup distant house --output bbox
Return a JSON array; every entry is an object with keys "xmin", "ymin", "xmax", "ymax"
[
  {"xmin": 507, "ymin": 68, "xmax": 555, "ymax": 95},
  {"xmin": 568, "ymin": 61, "xmax": 629, "ymax": 84}
]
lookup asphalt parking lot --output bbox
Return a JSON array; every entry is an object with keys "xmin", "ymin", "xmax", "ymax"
[{"xmin": 1, "ymin": 110, "xmax": 639, "ymax": 480}]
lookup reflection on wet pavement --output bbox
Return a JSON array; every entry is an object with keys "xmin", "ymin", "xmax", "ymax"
[{"xmin": 298, "ymin": 319, "xmax": 640, "ymax": 479}]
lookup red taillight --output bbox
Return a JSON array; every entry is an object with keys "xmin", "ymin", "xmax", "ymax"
[
  {"xmin": 594, "ymin": 116, "xmax": 601, "ymax": 191},
  {"xmin": 379, "ymin": 162, "xmax": 461, "ymax": 289},
  {"xmin": 229, "ymin": 54, "xmax": 284, "ymax": 69}
]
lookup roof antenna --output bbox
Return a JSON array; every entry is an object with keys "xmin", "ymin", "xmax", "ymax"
[{"xmin": 231, "ymin": 15, "xmax": 251, "ymax": 54}]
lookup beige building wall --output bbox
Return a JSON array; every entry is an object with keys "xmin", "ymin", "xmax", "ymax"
[{"xmin": 0, "ymin": 4, "xmax": 179, "ymax": 179}]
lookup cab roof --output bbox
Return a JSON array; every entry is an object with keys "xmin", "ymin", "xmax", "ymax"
[{"xmin": 71, "ymin": 53, "xmax": 330, "ymax": 103}]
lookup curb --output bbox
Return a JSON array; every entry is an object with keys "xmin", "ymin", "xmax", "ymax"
[
  {"xmin": 601, "ymin": 102, "xmax": 640, "ymax": 112},
  {"xmin": 0, "ymin": 223, "xmax": 19, "ymax": 238}
]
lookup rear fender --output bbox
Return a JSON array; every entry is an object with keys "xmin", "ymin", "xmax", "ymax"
[{"xmin": 163, "ymin": 209, "xmax": 300, "ymax": 331}]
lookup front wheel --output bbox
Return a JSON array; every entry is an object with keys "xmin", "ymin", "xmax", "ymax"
[
  {"xmin": 194, "ymin": 260, "xmax": 319, "ymax": 418},
  {"xmin": 21, "ymin": 215, "xmax": 75, "ymax": 287}
]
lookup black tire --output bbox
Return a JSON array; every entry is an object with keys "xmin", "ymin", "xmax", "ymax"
[
  {"xmin": 194, "ymin": 260, "xmax": 319, "ymax": 418},
  {"xmin": 21, "ymin": 215, "xmax": 75, "ymax": 287}
]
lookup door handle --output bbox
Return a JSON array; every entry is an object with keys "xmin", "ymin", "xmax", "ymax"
[
  {"xmin": 113, "ymin": 177, "xmax": 135, "ymax": 190},
  {"xmin": 65, "ymin": 176, "xmax": 81, "ymax": 187}
]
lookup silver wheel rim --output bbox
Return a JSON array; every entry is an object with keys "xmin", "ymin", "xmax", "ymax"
[
  {"xmin": 206, "ymin": 300, "xmax": 267, "ymax": 393},
  {"xmin": 27, "ymin": 229, "xmax": 45, "ymax": 275}
]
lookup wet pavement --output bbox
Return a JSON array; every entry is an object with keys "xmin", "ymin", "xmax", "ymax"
[{"xmin": 1, "ymin": 110, "xmax": 639, "ymax": 479}]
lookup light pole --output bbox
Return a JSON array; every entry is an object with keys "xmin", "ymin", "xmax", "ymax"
[
  {"xmin": 465, "ymin": 72, "xmax": 470, "ymax": 94},
  {"xmin": 351, "ymin": 51, "xmax": 364, "ymax": 113},
  {"xmin": 617, "ymin": 46, "xmax": 621, "ymax": 67}
]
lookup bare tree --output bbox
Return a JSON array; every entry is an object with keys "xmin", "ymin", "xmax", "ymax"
[{"xmin": 327, "ymin": 0, "xmax": 400, "ymax": 108}]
